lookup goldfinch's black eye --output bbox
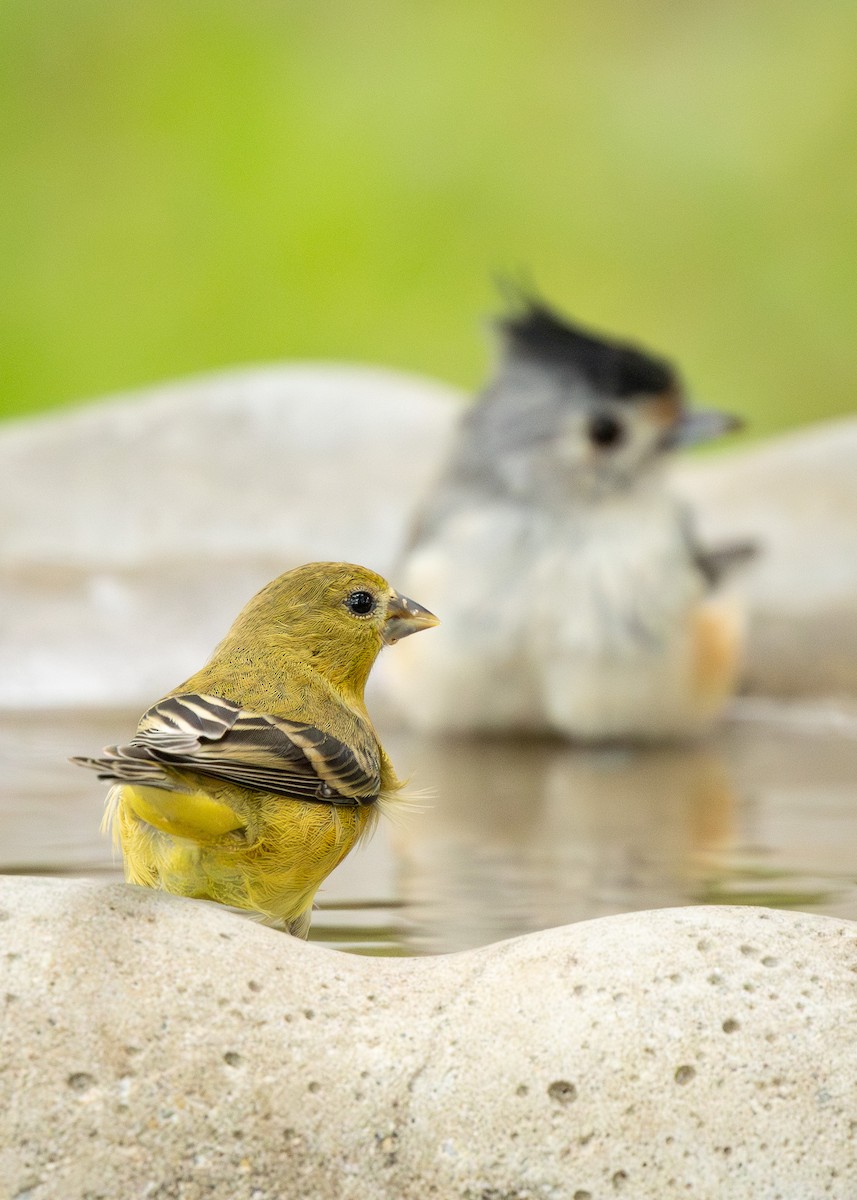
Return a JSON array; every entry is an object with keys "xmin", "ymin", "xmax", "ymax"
[
  {"xmin": 587, "ymin": 412, "xmax": 625, "ymax": 449},
  {"xmin": 345, "ymin": 590, "xmax": 376, "ymax": 616}
]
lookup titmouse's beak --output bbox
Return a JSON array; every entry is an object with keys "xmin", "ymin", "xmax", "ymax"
[
  {"xmin": 667, "ymin": 407, "xmax": 743, "ymax": 449},
  {"xmin": 383, "ymin": 591, "xmax": 440, "ymax": 645}
]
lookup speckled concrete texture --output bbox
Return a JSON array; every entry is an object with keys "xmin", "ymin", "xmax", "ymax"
[{"xmin": 2, "ymin": 877, "xmax": 856, "ymax": 1199}]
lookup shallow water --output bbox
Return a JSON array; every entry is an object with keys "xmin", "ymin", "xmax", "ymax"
[{"xmin": 2, "ymin": 702, "xmax": 857, "ymax": 954}]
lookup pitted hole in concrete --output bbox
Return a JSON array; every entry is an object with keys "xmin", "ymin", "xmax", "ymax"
[
  {"xmin": 223, "ymin": 1051, "xmax": 242, "ymax": 1067},
  {"xmin": 67, "ymin": 1072, "xmax": 95, "ymax": 1093},
  {"xmin": 708, "ymin": 972, "xmax": 723, "ymax": 985},
  {"xmin": 740, "ymin": 944, "xmax": 758, "ymax": 957},
  {"xmin": 247, "ymin": 979, "xmax": 262, "ymax": 993},
  {"xmin": 304, "ymin": 1008, "xmax": 315, "ymax": 1020},
  {"xmin": 516, "ymin": 1084, "xmax": 529, "ymax": 1097},
  {"xmin": 674, "ymin": 1065, "xmax": 696, "ymax": 1086},
  {"xmin": 375, "ymin": 1131, "xmax": 398, "ymax": 1167},
  {"xmin": 548, "ymin": 1080, "xmax": 577, "ymax": 1104},
  {"xmin": 573, "ymin": 1191, "xmax": 592, "ymax": 1199},
  {"xmin": 612, "ymin": 1169, "xmax": 629, "ymax": 1190},
  {"xmin": 696, "ymin": 938, "xmax": 711, "ymax": 952},
  {"xmin": 307, "ymin": 1081, "xmax": 320, "ymax": 1093},
  {"xmin": 761, "ymin": 956, "xmax": 780, "ymax": 968},
  {"xmin": 722, "ymin": 1018, "xmax": 740, "ymax": 1034},
  {"xmin": 0, "ymin": 909, "xmax": 10, "ymax": 921}
]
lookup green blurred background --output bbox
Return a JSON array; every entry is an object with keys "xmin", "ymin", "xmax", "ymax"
[{"xmin": 1, "ymin": 0, "xmax": 855, "ymax": 432}]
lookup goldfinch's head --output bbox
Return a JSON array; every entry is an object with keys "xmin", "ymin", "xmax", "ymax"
[{"xmin": 223, "ymin": 562, "xmax": 438, "ymax": 694}]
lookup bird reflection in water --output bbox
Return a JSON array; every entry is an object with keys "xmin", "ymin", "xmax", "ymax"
[{"xmin": 388, "ymin": 734, "xmax": 738, "ymax": 953}]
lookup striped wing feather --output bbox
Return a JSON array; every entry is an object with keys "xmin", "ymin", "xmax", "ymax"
[{"xmin": 74, "ymin": 693, "xmax": 380, "ymax": 806}]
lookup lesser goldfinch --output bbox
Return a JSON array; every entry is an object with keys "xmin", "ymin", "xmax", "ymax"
[
  {"xmin": 73, "ymin": 562, "xmax": 438, "ymax": 935},
  {"xmin": 376, "ymin": 292, "xmax": 754, "ymax": 740}
]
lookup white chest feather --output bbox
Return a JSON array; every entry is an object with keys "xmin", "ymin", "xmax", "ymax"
[{"xmin": 377, "ymin": 495, "xmax": 717, "ymax": 737}]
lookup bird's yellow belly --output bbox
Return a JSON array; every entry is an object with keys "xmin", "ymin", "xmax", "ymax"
[{"xmin": 109, "ymin": 782, "xmax": 373, "ymax": 932}]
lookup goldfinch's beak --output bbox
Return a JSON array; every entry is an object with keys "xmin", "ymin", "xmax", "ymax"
[
  {"xmin": 667, "ymin": 407, "xmax": 743, "ymax": 448},
  {"xmin": 383, "ymin": 591, "xmax": 440, "ymax": 645}
]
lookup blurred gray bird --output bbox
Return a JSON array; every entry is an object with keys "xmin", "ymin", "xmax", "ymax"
[{"xmin": 376, "ymin": 294, "xmax": 754, "ymax": 740}]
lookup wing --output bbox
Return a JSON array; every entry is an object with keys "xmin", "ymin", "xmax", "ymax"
[
  {"xmin": 678, "ymin": 506, "xmax": 759, "ymax": 589},
  {"xmin": 72, "ymin": 692, "xmax": 380, "ymax": 807},
  {"xmin": 693, "ymin": 540, "xmax": 758, "ymax": 588}
]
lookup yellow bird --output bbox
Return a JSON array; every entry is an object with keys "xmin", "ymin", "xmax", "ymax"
[{"xmin": 72, "ymin": 562, "xmax": 438, "ymax": 936}]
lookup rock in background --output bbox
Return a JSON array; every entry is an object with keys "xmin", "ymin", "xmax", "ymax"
[
  {"xmin": 0, "ymin": 365, "xmax": 462, "ymax": 708},
  {"xmin": 673, "ymin": 417, "xmax": 857, "ymax": 697},
  {"xmin": 2, "ymin": 363, "xmax": 856, "ymax": 708}
]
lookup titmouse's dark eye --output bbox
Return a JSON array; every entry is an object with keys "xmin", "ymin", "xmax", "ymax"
[
  {"xmin": 587, "ymin": 412, "xmax": 625, "ymax": 449},
  {"xmin": 345, "ymin": 590, "xmax": 376, "ymax": 616}
]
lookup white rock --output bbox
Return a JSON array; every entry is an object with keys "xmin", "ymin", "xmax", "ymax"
[
  {"xmin": 1, "ymin": 876, "xmax": 856, "ymax": 1199},
  {"xmin": 0, "ymin": 364, "xmax": 463, "ymax": 707},
  {"xmin": 673, "ymin": 417, "xmax": 857, "ymax": 695},
  {"xmin": 0, "ymin": 363, "xmax": 462, "ymax": 568}
]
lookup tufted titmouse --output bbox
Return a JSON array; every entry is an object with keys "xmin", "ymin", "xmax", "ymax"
[{"xmin": 376, "ymin": 295, "xmax": 754, "ymax": 740}]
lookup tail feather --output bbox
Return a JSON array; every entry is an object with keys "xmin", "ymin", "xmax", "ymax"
[{"xmin": 70, "ymin": 751, "xmax": 170, "ymax": 789}]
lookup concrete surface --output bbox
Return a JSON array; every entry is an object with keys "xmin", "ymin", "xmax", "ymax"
[{"xmin": 2, "ymin": 876, "xmax": 855, "ymax": 1199}]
